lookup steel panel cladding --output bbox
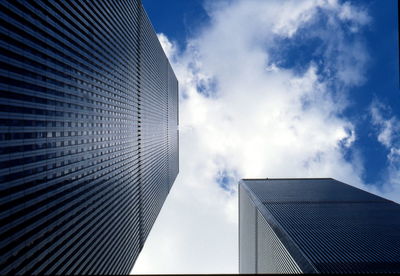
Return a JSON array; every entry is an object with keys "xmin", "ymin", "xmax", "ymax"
[
  {"xmin": 0, "ymin": 0, "xmax": 178, "ymax": 274},
  {"xmin": 239, "ymin": 178, "xmax": 400, "ymax": 274}
]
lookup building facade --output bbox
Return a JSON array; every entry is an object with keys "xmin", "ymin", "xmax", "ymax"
[
  {"xmin": 239, "ymin": 178, "xmax": 400, "ymax": 274},
  {"xmin": 0, "ymin": 0, "xmax": 178, "ymax": 274}
]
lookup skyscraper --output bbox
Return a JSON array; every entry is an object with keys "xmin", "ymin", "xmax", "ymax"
[
  {"xmin": 239, "ymin": 178, "xmax": 400, "ymax": 274},
  {"xmin": 0, "ymin": 0, "xmax": 178, "ymax": 274}
]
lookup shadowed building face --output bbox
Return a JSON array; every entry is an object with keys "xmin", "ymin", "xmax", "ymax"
[
  {"xmin": 0, "ymin": 0, "xmax": 178, "ymax": 274},
  {"xmin": 239, "ymin": 178, "xmax": 400, "ymax": 274}
]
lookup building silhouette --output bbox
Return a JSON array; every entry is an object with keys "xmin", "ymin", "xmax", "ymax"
[
  {"xmin": 239, "ymin": 178, "xmax": 400, "ymax": 274},
  {"xmin": 0, "ymin": 0, "xmax": 178, "ymax": 274}
]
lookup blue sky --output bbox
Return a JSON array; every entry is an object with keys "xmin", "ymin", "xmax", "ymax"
[
  {"xmin": 141, "ymin": 0, "xmax": 207, "ymax": 49},
  {"xmin": 133, "ymin": 0, "xmax": 399, "ymax": 274},
  {"xmin": 143, "ymin": 0, "xmax": 399, "ymax": 187}
]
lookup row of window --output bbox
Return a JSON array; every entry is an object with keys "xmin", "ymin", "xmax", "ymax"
[{"xmin": 0, "ymin": 0, "xmax": 178, "ymax": 274}]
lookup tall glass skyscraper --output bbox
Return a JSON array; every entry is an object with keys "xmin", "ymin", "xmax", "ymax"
[
  {"xmin": 0, "ymin": 0, "xmax": 178, "ymax": 274},
  {"xmin": 239, "ymin": 178, "xmax": 400, "ymax": 274}
]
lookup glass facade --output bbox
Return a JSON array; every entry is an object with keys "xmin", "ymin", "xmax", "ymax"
[
  {"xmin": 0, "ymin": 0, "xmax": 178, "ymax": 274},
  {"xmin": 239, "ymin": 178, "xmax": 400, "ymax": 274}
]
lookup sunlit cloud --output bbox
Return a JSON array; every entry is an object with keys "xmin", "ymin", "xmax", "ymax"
[
  {"xmin": 369, "ymin": 100, "xmax": 400, "ymax": 201},
  {"xmin": 132, "ymin": 0, "xmax": 381, "ymax": 274}
]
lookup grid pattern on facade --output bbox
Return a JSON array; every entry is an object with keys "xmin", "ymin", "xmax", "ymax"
[
  {"xmin": 241, "ymin": 179, "xmax": 400, "ymax": 274},
  {"xmin": 265, "ymin": 201, "xmax": 400, "ymax": 273},
  {"xmin": 167, "ymin": 62, "xmax": 179, "ymax": 190},
  {"xmin": 257, "ymin": 210, "xmax": 302, "ymax": 274},
  {"xmin": 246, "ymin": 178, "xmax": 387, "ymax": 203},
  {"xmin": 239, "ymin": 183, "xmax": 301, "ymax": 274},
  {"xmin": 0, "ymin": 0, "xmax": 178, "ymax": 274},
  {"xmin": 239, "ymin": 184, "xmax": 256, "ymax": 273}
]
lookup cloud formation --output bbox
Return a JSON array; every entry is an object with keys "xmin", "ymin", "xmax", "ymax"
[
  {"xmin": 370, "ymin": 100, "xmax": 400, "ymax": 201},
  {"xmin": 132, "ymin": 0, "xmax": 379, "ymax": 273}
]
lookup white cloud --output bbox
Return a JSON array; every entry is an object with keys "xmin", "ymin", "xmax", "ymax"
[
  {"xmin": 369, "ymin": 100, "xmax": 400, "ymax": 201},
  {"xmin": 337, "ymin": 1, "xmax": 371, "ymax": 30},
  {"xmin": 157, "ymin": 33, "xmax": 177, "ymax": 60},
  {"xmin": 370, "ymin": 100, "xmax": 400, "ymax": 148},
  {"xmin": 132, "ymin": 0, "xmax": 374, "ymax": 274}
]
